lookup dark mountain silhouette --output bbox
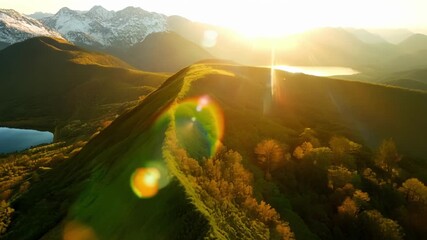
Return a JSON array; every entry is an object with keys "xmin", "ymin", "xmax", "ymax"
[{"xmin": 124, "ymin": 31, "xmax": 213, "ymax": 72}]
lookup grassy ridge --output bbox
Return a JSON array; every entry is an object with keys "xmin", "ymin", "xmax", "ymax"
[
  {"xmin": 0, "ymin": 37, "xmax": 169, "ymax": 132},
  {"xmin": 3, "ymin": 68, "xmax": 210, "ymax": 239}
]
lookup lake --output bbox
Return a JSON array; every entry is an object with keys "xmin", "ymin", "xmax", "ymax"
[
  {"xmin": 0, "ymin": 127, "xmax": 54, "ymax": 154},
  {"xmin": 273, "ymin": 65, "xmax": 359, "ymax": 77}
]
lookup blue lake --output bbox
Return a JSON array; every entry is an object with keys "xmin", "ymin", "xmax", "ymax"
[{"xmin": 0, "ymin": 127, "xmax": 53, "ymax": 154}]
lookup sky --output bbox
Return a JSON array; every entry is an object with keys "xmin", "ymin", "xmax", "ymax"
[{"xmin": 1, "ymin": 0, "xmax": 426, "ymax": 36}]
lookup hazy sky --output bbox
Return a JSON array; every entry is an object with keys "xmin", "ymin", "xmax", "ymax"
[{"xmin": 1, "ymin": 0, "xmax": 426, "ymax": 35}]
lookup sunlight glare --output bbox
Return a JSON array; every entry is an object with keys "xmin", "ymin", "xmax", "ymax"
[
  {"xmin": 196, "ymin": 96, "xmax": 210, "ymax": 112},
  {"xmin": 63, "ymin": 221, "xmax": 98, "ymax": 240},
  {"xmin": 202, "ymin": 30, "xmax": 218, "ymax": 47},
  {"xmin": 131, "ymin": 168, "xmax": 161, "ymax": 198}
]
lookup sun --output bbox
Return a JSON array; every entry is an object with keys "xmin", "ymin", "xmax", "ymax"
[{"xmin": 189, "ymin": 0, "xmax": 319, "ymax": 38}]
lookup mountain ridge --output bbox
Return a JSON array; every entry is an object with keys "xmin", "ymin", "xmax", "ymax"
[
  {"xmin": 0, "ymin": 37, "xmax": 168, "ymax": 133},
  {"xmin": 41, "ymin": 6, "xmax": 167, "ymax": 48},
  {"xmin": 0, "ymin": 9, "xmax": 61, "ymax": 48}
]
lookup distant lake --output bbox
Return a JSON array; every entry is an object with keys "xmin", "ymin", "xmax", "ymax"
[
  {"xmin": 0, "ymin": 127, "xmax": 53, "ymax": 154},
  {"xmin": 273, "ymin": 65, "xmax": 359, "ymax": 77}
]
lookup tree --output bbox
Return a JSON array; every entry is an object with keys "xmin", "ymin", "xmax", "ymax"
[
  {"xmin": 360, "ymin": 210, "xmax": 404, "ymax": 240},
  {"xmin": 327, "ymin": 166, "xmax": 355, "ymax": 189},
  {"xmin": 353, "ymin": 190, "xmax": 370, "ymax": 209},
  {"xmin": 255, "ymin": 139, "xmax": 284, "ymax": 180},
  {"xmin": 399, "ymin": 178, "xmax": 427, "ymax": 204},
  {"xmin": 338, "ymin": 197, "xmax": 358, "ymax": 217},
  {"xmin": 0, "ymin": 200, "xmax": 14, "ymax": 235},
  {"xmin": 374, "ymin": 139, "xmax": 401, "ymax": 176},
  {"xmin": 293, "ymin": 141, "xmax": 313, "ymax": 160},
  {"xmin": 329, "ymin": 136, "xmax": 361, "ymax": 156},
  {"xmin": 299, "ymin": 128, "xmax": 321, "ymax": 147}
]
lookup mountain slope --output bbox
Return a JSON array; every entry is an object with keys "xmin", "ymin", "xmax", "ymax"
[
  {"xmin": 398, "ymin": 33, "xmax": 427, "ymax": 53},
  {"xmin": 379, "ymin": 68, "xmax": 427, "ymax": 91},
  {"xmin": 124, "ymin": 31, "xmax": 213, "ymax": 72},
  {"xmin": 345, "ymin": 28, "xmax": 387, "ymax": 44},
  {"xmin": 4, "ymin": 62, "xmax": 427, "ymax": 239},
  {"xmin": 0, "ymin": 9, "xmax": 61, "ymax": 48},
  {"xmin": 0, "ymin": 37, "xmax": 168, "ymax": 131},
  {"xmin": 27, "ymin": 12, "xmax": 54, "ymax": 19},
  {"xmin": 369, "ymin": 28, "xmax": 413, "ymax": 44},
  {"xmin": 384, "ymin": 79, "xmax": 427, "ymax": 91}
]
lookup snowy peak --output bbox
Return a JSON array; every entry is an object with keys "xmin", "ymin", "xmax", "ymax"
[
  {"xmin": 0, "ymin": 9, "xmax": 62, "ymax": 45},
  {"xmin": 57, "ymin": 7, "xmax": 75, "ymax": 15},
  {"xmin": 28, "ymin": 12, "xmax": 54, "ymax": 20},
  {"xmin": 118, "ymin": 6, "xmax": 148, "ymax": 15},
  {"xmin": 43, "ymin": 6, "xmax": 167, "ymax": 48},
  {"xmin": 87, "ymin": 5, "xmax": 114, "ymax": 21}
]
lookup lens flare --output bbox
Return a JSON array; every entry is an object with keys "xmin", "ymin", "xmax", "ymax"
[
  {"xmin": 202, "ymin": 30, "xmax": 218, "ymax": 48},
  {"xmin": 63, "ymin": 221, "xmax": 98, "ymax": 240},
  {"xmin": 131, "ymin": 167, "xmax": 161, "ymax": 198},
  {"xmin": 174, "ymin": 95, "xmax": 224, "ymax": 158}
]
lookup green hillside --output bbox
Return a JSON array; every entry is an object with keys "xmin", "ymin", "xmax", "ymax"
[
  {"xmin": 0, "ymin": 37, "xmax": 169, "ymax": 132},
  {"xmin": 368, "ymin": 68, "xmax": 427, "ymax": 91},
  {"xmin": 3, "ymin": 62, "xmax": 427, "ymax": 239}
]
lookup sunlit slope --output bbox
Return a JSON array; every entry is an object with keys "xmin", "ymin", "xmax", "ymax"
[
  {"xmin": 4, "ymin": 62, "xmax": 427, "ymax": 239},
  {"xmin": 4, "ymin": 64, "xmax": 299, "ymax": 240},
  {"xmin": 4, "ymin": 68, "xmax": 210, "ymax": 239},
  {"xmin": 0, "ymin": 37, "xmax": 169, "ymax": 131},
  {"xmin": 183, "ymin": 64, "xmax": 427, "ymax": 158}
]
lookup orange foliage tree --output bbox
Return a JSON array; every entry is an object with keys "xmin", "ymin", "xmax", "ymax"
[{"xmin": 254, "ymin": 139, "xmax": 285, "ymax": 180}]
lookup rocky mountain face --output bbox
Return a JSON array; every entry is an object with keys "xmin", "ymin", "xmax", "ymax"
[
  {"xmin": 0, "ymin": 9, "xmax": 61, "ymax": 47},
  {"xmin": 41, "ymin": 6, "xmax": 167, "ymax": 48}
]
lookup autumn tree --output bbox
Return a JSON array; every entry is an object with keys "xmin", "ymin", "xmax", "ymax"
[
  {"xmin": 399, "ymin": 178, "xmax": 427, "ymax": 204},
  {"xmin": 255, "ymin": 139, "xmax": 285, "ymax": 180},
  {"xmin": 0, "ymin": 200, "xmax": 14, "ymax": 235},
  {"xmin": 329, "ymin": 136, "xmax": 361, "ymax": 156},
  {"xmin": 327, "ymin": 165, "xmax": 356, "ymax": 189},
  {"xmin": 360, "ymin": 210, "xmax": 404, "ymax": 240},
  {"xmin": 299, "ymin": 128, "xmax": 321, "ymax": 147},
  {"xmin": 374, "ymin": 139, "xmax": 401, "ymax": 176},
  {"xmin": 338, "ymin": 197, "xmax": 358, "ymax": 217},
  {"xmin": 175, "ymin": 145, "xmax": 295, "ymax": 239},
  {"xmin": 293, "ymin": 141, "xmax": 313, "ymax": 160}
]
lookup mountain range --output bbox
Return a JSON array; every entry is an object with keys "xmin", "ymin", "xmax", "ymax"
[
  {"xmin": 2, "ymin": 6, "xmax": 427, "ymax": 74},
  {"xmin": 41, "ymin": 6, "xmax": 167, "ymax": 49}
]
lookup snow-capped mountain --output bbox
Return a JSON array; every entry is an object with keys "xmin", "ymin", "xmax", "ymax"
[
  {"xmin": 42, "ymin": 6, "xmax": 167, "ymax": 48},
  {"xmin": 28, "ymin": 12, "xmax": 54, "ymax": 20},
  {"xmin": 0, "ymin": 9, "xmax": 62, "ymax": 45}
]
